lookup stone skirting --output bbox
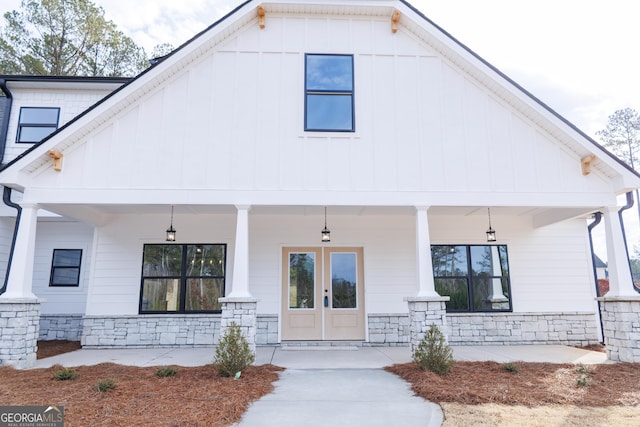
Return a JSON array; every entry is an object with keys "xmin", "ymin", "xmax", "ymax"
[
  {"xmin": 446, "ymin": 312, "xmax": 599, "ymax": 346},
  {"xmin": 598, "ymin": 297, "xmax": 640, "ymax": 363},
  {"xmin": 81, "ymin": 314, "xmax": 222, "ymax": 347},
  {"xmin": 219, "ymin": 297, "xmax": 258, "ymax": 354},
  {"xmin": 368, "ymin": 314, "xmax": 410, "ymax": 346},
  {"xmin": 0, "ymin": 299, "xmax": 40, "ymax": 369},
  {"xmin": 256, "ymin": 314, "xmax": 278, "ymax": 345},
  {"xmin": 39, "ymin": 314, "xmax": 84, "ymax": 341},
  {"xmin": 405, "ymin": 297, "xmax": 449, "ymax": 351}
]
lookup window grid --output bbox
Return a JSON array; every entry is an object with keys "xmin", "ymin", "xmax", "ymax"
[
  {"xmin": 49, "ymin": 249, "xmax": 82, "ymax": 287},
  {"xmin": 17, "ymin": 107, "xmax": 60, "ymax": 143}
]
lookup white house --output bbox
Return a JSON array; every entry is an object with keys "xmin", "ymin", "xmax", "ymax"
[{"xmin": 1, "ymin": 0, "xmax": 640, "ymax": 369}]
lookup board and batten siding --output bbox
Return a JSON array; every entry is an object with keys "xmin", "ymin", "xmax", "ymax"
[
  {"xmin": 29, "ymin": 14, "xmax": 614, "ymax": 209},
  {"xmin": 32, "ymin": 221, "xmax": 94, "ymax": 314}
]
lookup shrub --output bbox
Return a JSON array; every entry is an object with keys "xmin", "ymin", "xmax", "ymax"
[
  {"xmin": 576, "ymin": 375, "xmax": 593, "ymax": 387},
  {"xmin": 214, "ymin": 322, "xmax": 255, "ymax": 377},
  {"xmin": 156, "ymin": 366, "xmax": 178, "ymax": 378},
  {"xmin": 95, "ymin": 379, "xmax": 116, "ymax": 392},
  {"xmin": 502, "ymin": 363, "xmax": 519, "ymax": 373},
  {"xmin": 413, "ymin": 324, "xmax": 455, "ymax": 375},
  {"xmin": 52, "ymin": 366, "xmax": 77, "ymax": 381}
]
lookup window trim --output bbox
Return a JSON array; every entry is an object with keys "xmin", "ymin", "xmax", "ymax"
[
  {"xmin": 431, "ymin": 244, "xmax": 512, "ymax": 313},
  {"xmin": 139, "ymin": 243, "xmax": 227, "ymax": 314},
  {"xmin": 304, "ymin": 53, "xmax": 355, "ymax": 132},
  {"xmin": 49, "ymin": 249, "xmax": 82, "ymax": 287},
  {"xmin": 16, "ymin": 107, "xmax": 60, "ymax": 144}
]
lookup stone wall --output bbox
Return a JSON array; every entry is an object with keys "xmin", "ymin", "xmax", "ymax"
[
  {"xmin": 256, "ymin": 314, "xmax": 278, "ymax": 345},
  {"xmin": 367, "ymin": 314, "xmax": 410, "ymax": 346},
  {"xmin": 0, "ymin": 300, "xmax": 40, "ymax": 369},
  {"xmin": 219, "ymin": 298, "xmax": 257, "ymax": 354},
  {"xmin": 39, "ymin": 314, "xmax": 83, "ymax": 341},
  {"xmin": 598, "ymin": 297, "xmax": 640, "ymax": 362},
  {"xmin": 447, "ymin": 312, "xmax": 599, "ymax": 346},
  {"xmin": 81, "ymin": 315, "xmax": 222, "ymax": 347}
]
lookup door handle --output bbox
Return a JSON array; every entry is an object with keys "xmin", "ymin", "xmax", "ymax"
[{"xmin": 324, "ymin": 290, "xmax": 328, "ymax": 307}]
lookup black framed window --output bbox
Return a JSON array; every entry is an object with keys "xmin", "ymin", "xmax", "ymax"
[
  {"xmin": 140, "ymin": 244, "xmax": 226, "ymax": 313},
  {"xmin": 305, "ymin": 54, "xmax": 354, "ymax": 131},
  {"xmin": 431, "ymin": 245, "xmax": 512, "ymax": 312},
  {"xmin": 17, "ymin": 107, "xmax": 60, "ymax": 143},
  {"xmin": 49, "ymin": 249, "xmax": 82, "ymax": 287}
]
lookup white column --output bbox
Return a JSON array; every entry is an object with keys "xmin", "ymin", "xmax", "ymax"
[
  {"xmin": 228, "ymin": 205, "xmax": 252, "ymax": 298},
  {"xmin": 603, "ymin": 205, "xmax": 636, "ymax": 297},
  {"xmin": 415, "ymin": 206, "xmax": 439, "ymax": 297},
  {"xmin": 0, "ymin": 203, "xmax": 39, "ymax": 300}
]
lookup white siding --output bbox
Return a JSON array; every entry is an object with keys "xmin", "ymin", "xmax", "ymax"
[
  {"xmin": 32, "ymin": 221, "xmax": 94, "ymax": 314},
  {"xmin": 28, "ymin": 14, "xmax": 613, "ymax": 208}
]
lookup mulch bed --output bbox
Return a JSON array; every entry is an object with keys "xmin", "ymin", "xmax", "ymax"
[
  {"xmin": 0, "ymin": 362, "xmax": 283, "ymax": 427},
  {"xmin": 37, "ymin": 340, "xmax": 82, "ymax": 359},
  {"xmin": 386, "ymin": 361, "xmax": 640, "ymax": 407}
]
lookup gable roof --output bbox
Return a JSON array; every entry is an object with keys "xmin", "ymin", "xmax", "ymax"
[{"xmin": 0, "ymin": 0, "xmax": 638, "ymax": 192}]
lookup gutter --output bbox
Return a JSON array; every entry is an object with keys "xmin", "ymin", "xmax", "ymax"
[
  {"xmin": 586, "ymin": 212, "xmax": 604, "ymax": 342},
  {"xmin": 0, "ymin": 78, "xmax": 12, "ymax": 167},
  {"xmin": 0, "ymin": 186, "xmax": 21, "ymax": 295}
]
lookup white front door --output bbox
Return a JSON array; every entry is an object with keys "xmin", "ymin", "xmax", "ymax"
[{"xmin": 281, "ymin": 247, "xmax": 365, "ymax": 341}]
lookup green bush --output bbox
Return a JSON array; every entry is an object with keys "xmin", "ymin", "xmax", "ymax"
[
  {"xmin": 413, "ymin": 324, "xmax": 455, "ymax": 375},
  {"xmin": 156, "ymin": 366, "xmax": 178, "ymax": 378},
  {"xmin": 214, "ymin": 322, "xmax": 255, "ymax": 377},
  {"xmin": 95, "ymin": 378, "xmax": 116, "ymax": 392},
  {"xmin": 502, "ymin": 363, "xmax": 519, "ymax": 373},
  {"xmin": 52, "ymin": 366, "xmax": 77, "ymax": 381}
]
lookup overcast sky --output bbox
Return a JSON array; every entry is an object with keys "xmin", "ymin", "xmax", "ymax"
[{"xmin": 2, "ymin": 0, "xmax": 639, "ymax": 139}]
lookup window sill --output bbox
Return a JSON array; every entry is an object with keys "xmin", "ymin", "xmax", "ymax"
[{"xmin": 299, "ymin": 131, "xmax": 360, "ymax": 140}]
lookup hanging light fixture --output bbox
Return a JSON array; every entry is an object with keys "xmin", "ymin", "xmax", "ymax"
[
  {"xmin": 486, "ymin": 207, "xmax": 496, "ymax": 242},
  {"xmin": 321, "ymin": 206, "xmax": 331, "ymax": 242},
  {"xmin": 166, "ymin": 205, "xmax": 176, "ymax": 242}
]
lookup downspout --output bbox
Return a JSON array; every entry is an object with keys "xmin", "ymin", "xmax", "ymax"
[
  {"xmin": 0, "ymin": 186, "xmax": 22, "ymax": 295},
  {"xmin": 587, "ymin": 212, "xmax": 604, "ymax": 342},
  {"xmin": 618, "ymin": 191, "xmax": 639, "ymax": 293},
  {"xmin": 0, "ymin": 79, "xmax": 13, "ymax": 166}
]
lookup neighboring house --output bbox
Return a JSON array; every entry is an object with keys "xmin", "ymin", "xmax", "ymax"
[{"xmin": 1, "ymin": 0, "xmax": 640, "ymax": 369}]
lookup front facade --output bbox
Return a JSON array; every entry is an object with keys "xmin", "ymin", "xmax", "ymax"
[{"xmin": 1, "ymin": 0, "xmax": 640, "ymax": 368}]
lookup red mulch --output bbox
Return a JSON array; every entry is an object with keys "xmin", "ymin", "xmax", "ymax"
[
  {"xmin": 386, "ymin": 361, "xmax": 640, "ymax": 407},
  {"xmin": 37, "ymin": 340, "xmax": 82, "ymax": 359}
]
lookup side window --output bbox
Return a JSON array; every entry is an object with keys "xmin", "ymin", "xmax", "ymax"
[
  {"xmin": 17, "ymin": 107, "xmax": 60, "ymax": 143},
  {"xmin": 305, "ymin": 54, "xmax": 354, "ymax": 132},
  {"xmin": 49, "ymin": 249, "xmax": 82, "ymax": 287},
  {"xmin": 431, "ymin": 245, "xmax": 511, "ymax": 312}
]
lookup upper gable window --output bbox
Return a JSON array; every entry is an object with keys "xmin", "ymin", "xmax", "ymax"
[
  {"xmin": 305, "ymin": 54, "xmax": 354, "ymax": 132},
  {"xmin": 17, "ymin": 107, "xmax": 60, "ymax": 143}
]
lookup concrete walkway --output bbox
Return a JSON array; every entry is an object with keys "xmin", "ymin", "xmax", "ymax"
[{"xmin": 32, "ymin": 345, "xmax": 607, "ymax": 427}]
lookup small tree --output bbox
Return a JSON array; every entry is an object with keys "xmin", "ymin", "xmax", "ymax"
[
  {"xmin": 413, "ymin": 324, "xmax": 455, "ymax": 375},
  {"xmin": 214, "ymin": 322, "xmax": 255, "ymax": 377}
]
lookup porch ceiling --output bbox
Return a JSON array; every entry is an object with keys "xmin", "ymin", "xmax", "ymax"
[{"xmin": 39, "ymin": 203, "xmax": 597, "ymax": 228}]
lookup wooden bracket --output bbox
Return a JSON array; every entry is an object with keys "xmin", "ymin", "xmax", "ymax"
[
  {"xmin": 581, "ymin": 154, "xmax": 596, "ymax": 175},
  {"xmin": 48, "ymin": 149, "xmax": 63, "ymax": 172},
  {"xmin": 258, "ymin": 5, "xmax": 265, "ymax": 29},
  {"xmin": 391, "ymin": 10, "xmax": 400, "ymax": 33}
]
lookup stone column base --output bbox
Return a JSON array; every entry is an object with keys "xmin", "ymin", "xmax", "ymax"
[
  {"xmin": 597, "ymin": 296, "xmax": 640, "ymax": 362},
  {"xmin": 219, "ymin": 297, "xmax": 258, "ymax": 354},
  {"xmin": 0, "ymin": 298, "xmax": 41, "ymax": 369},
  {"xmin": 405, "ymin": 296, "xmax": 449, "ymax": 352}
]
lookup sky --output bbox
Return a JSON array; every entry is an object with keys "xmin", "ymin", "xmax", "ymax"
[{"xmin": 2, "ymin": 0, "xmax": 639, "ymax": 259}]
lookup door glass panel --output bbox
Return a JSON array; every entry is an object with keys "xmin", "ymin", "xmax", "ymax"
[
  {"xmin": 289, "ymin": 253, "xmax": 315, "ymax": 309},
  {"xmin": 331, "ymin": 252, "xmax": 357, "ymax": 309}
]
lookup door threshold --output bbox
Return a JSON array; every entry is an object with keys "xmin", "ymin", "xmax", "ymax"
[{"xmin": 281, "ymin": 341, "xmax": 364, "ymax": 350}]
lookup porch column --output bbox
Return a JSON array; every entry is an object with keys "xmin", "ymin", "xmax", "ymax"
[
  {"xmin": 219, "ymin": 205, "xmax": 257, "ymax": 354},
  {"xmin": 0, "ymin": 203, "xmax": 40, "ymax": 369},
  {"xmin": 406, "ymin": 206, "xmax": 449, "ymax": 351},
  {"xmin": 602, "ymin": 206, "xmax": 635, "ymax": 297},
  {"xmin": 598, "ymin": 205, "xmax": 640, "ymax": 362}
]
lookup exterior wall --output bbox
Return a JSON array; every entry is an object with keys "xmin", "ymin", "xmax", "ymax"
[
  {"xmin": 0, "ymin": 301, "xmax": 40, "ymax": 368},
  {"xmin": 33, "ymin": 220, "xmax": 93, "ymax": 314},
  {"xmin": 446, "ymin": 312, "xmax": 599, "ymax": 346},
  {"xmin": 0, "ymin": 216, "xmax": 16, "ymax": 288},
  {"xmin": 4, "ymin": 86, "xmax": 115, "ymax": 163},
  {"xmin": 39, "ymin": 314, "xmax": 83, "ymax": 341},
  {"xmin": 598, "ymin": 297, "xmax": 640, "ymax": 362}
]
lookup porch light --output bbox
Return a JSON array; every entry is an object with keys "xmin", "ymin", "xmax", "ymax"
[
  {"xmin": 486, "ymin": 207, "xmax": 496, "ymax": 242},
  {"xmin": 321, "ymin": 206, "xmax": 331, "ymax": 242},
  {"xmin": 166, "ymin": 205, "xmax": 176, "ymax": 242}
]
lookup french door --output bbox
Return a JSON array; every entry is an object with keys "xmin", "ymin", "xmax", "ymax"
[{"xmin": 281, "ymin": 247, "xmax": 365, "ymax": 340}]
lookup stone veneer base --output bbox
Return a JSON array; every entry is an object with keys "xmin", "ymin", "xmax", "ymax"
[
  {"xmin": 0, "ymin": 299, "xmax": 40, "ymax": 369},
  {"xmin": 598, "ymin": 296, "xmax": 640, "ymax": 363},
  {"xmin": 40, "ymin": 314, "xmax": 84, "ymax": 341}
]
